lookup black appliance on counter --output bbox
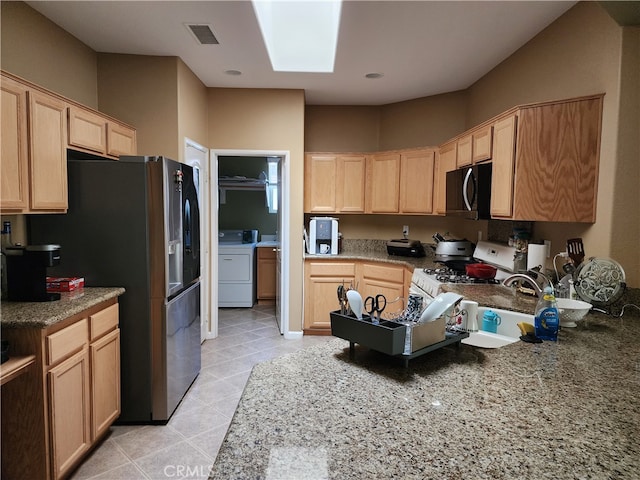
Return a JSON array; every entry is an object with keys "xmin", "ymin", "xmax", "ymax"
[
  {"xmin": 29, "ymin": 156, "xmax": 201, "ymax": 424},
  {"xmin": 5, "ymin": 244, "xmax": 61, "ymax": 302},
  {"xmin": 386, "ymin": 239, "xmax": 426, "ymax": 257},
  {"xmin": 446, "ymin": 163, "xmax": 492, "ymax": 220}
]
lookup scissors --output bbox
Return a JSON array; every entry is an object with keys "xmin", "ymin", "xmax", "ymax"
[{"xmin": 364, "ymin": 294, "xmax": 387, "ymax": 324}]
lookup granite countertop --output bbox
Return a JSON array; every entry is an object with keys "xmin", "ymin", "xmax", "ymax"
[
  {"xmin": 0, "ymin": 287, "xmax": 125, "ymax": 328},
  {"xmin": 211, "ymin": 310, "xmax": 640, "ymax": 479}
]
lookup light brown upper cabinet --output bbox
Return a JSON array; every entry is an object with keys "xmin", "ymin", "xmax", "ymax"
[
  {"xmin": 1, "ymin": 75, "xmax": 29, "ymax": 210},
  {"xmin": 399, "ymin": 148, "xmax": 435, "ymax": 214},
  {"xmin": 68, "ymin": 106, "xmax": 137, "ymax": 159},
  {"xmin": 455, "ymin": 135, "xmax": 472, "ymax": 167},
  {"xmin": 472, "ymin": 125, "xmax": 493, "ymax": 163},
  {"xmin": 490, "ymin": 115, "xmax": 518, "ymax": 218},
  {"xmin": 504, "ymin": 96, "xmax": 603, "ymax": 222},
  {"xmin": 304, "ymin": 153, "xmax": 366, "ymax": 214},
  {"xmin": 1, "ymin": 73, "xmax": 68, "ymax": 213},
  {"xmin": 366, "ymin": 153, "xmax": 401, "ymax": 213},
  {"xmin": 434, "ymin": 141, "xmax": 457, "ymax": 215}
]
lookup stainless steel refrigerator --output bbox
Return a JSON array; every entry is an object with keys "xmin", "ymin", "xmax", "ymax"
[{"xmin": 29, "ymin": 155, "xmax": 201, "ymax": 423}]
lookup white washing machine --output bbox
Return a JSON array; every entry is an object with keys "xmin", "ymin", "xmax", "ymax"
[{"xmin": 218, "ymin": 230, "xmax": 257, "ymax": 307}]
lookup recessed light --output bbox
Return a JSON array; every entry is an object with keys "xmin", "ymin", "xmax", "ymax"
[
  {"xmin": 365, "ymin": 73, "xmax": 383, "ymax": 79},
  {"xmin": 225, "ymin": 70, "xmax": 242, "ymax": 76}
]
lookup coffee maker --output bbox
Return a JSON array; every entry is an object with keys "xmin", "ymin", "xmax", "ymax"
[
  {"xmin": 5, "ymin": 244, "xmax": 61, "ymax": 301},
  {"xmin": 308, "ymin": 217, "xmax": 338, "ymax": 255}
]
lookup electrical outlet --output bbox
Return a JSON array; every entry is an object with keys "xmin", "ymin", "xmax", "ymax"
[
  {"xmin": 544, "ymin": 240, "xmax": 551, "ymax": 258},
  {"xmin": 402, "ymin": 225, "xmax": 409, "ymax": 237}
]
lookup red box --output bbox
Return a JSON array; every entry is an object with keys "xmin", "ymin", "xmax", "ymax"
[{"xmin": 46, "ymin": 277, "xmax": 85, "ymax": 292}]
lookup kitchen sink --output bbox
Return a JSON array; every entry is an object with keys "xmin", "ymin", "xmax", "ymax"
[{"xmin": 461, "ymin": 307, "xmax": 534, "ymax": 349}]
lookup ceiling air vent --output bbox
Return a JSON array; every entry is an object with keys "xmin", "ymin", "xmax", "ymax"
[{"xmin": 186, "ymin": 24, "xmax": 219, "ymax": 45}]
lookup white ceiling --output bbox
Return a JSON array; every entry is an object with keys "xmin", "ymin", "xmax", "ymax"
[{"xmin": 26, "ymin": 1, "xmax": 577, "ymax": 106}]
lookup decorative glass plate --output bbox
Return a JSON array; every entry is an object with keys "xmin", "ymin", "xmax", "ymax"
[{"xmin": 574, "ymin": 257, "xmax": 626, "ymax": 306}]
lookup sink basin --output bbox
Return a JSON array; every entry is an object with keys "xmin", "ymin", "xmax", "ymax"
[{"xmin": 461, "ymin": 307, "xmax": 534, "ymax": 349}]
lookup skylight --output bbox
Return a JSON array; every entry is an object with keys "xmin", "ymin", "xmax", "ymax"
[{"xmin": 252, "ymin": 0, "xmax": 342, "ymax": 73}]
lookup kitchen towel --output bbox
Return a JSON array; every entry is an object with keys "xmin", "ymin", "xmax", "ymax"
[{"xmin": 527, "ymin": 243, "xmax": 547, "ymax": 271}]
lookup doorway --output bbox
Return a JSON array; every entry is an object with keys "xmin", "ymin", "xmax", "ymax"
[{"xmin": 210, "ymin": 149, "xmax": 291, "ymax": 338}]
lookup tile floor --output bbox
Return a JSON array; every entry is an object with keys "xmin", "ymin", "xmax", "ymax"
[{"xmin": 70, "ymin": 305, "xmax": 333, "ymax": 479}]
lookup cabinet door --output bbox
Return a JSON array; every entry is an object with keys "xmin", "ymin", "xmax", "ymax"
[
  {"xmin": 472, "ymin": 125, "xmax": 493, "ymax": 163},
  {"xmin": 29, "ymin": 90, "xmax": 68, "ymax": 211},
  {"xmin": 107, "ymin": 122, "xmax": 137, "ymax": 157},
  {"xmin": 490, "ymin": 115, "xmax": 517, "ymax": 218},
  {"xmin": 48, "ymin": 349, "xmax": 91, "ymax": 479},
  {"xmin": 0, "ymin": 76, "xmax": 29, "ymax": 210},
  {"xmin": 304, "ymin": 154, "xmax": 337, "ymax": 213},
  {"xmin": 304, "ymin": 261, "xmax": 356, "ymax": 332},
  {"xmin": 360, "ymin": 263, "xmax": 406, "ymax": 318},
  {"xmin": 257, "ymin": 247, "xmax": 277, "ymax": 301},
  {"xmin": 399, "ymin": 149, "xmax": 435, "ymax": 214},
  {"xmin": 366, "ymin": 153, "xmax": 400, "ymax": 213},
  {"xmin": 456, "ymin": 135, "xmax": 472, "ymax": 167},
  {"xmin": 90, "ymin": 328, "xmax": 120, "ymax": 440},
  {"xmin": 434, "ymin": 142, "xmax": 457, "ymax": 214},
  {"xmin": 336, "ymin": 155, "xmax": 366, "ymax": 213},
  {"xmin": 68, "ymin": 106, "xmax": 107, "ymax": 155}
]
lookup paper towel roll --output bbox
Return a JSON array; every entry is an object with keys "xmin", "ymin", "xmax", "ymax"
[{"xmin": 527, "ymin": 244, "xmax": 547, "ymax": 271}]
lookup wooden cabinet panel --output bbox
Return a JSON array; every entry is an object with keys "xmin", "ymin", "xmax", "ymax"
[
  {"xmin": 399, "ymin": 149, "xmax": 435, "ymax": 214},
  {"xmin": 360, "ymin": 263, "xmax": 406, "ymax": 317},
  {"xmin": 48, "ymin": 349, "xmax": 91, "ymax": 479},
  {"xmin": 472, "ymin": 125, "xmax": 493, "ymax": 163},
  {"xmin": 435, "ymin": 142, "xmax": 457, "ymax": 214},
  {"xmin": 304, "ymin": 154, "xmax": 337, "ymax": 213},
  {"xmin": 336, "ymin": 155, "xmax": 366, "ymax": 212},
  {"xmin": 512, "ymin": 98, "xmax": 602, "ymax": 222},
  {"xmin": 68, "ymin": 106, "xmax": 107, "ymax": 155},
  {"xmin": 107, "ymin": 122, "xmax": 137, "ymax": 157},
  {"xmin": 46, "ymin": 319, "xmax": 88, "ymax": 366},
  {"xmin": 367, "ymin": 153, "xmax": 400, "ymax": 213},
  {"xmin": 89, "ymin": 303, "xmax": 119, "ymax": 341},
  {"xmin": 28, "ymin": 90, "xmax": 68, "ymax": 211},
  {"xmin": 90, "ymin": 328, "xmax": 120, "ymax": 440},
  {"xmin": 0, "ymin": 76, "xmax": 29, "ymax": 209},
  {"xmin": 456, "ymin": 135, "xmax": 472, "ymax": 167},
  {"xmin": 257, "ymin": 247, "xmax": 277, "ymax": 303},
  {"xmin": 490, "ymin": 115, "xmax": 517, "ymax": 218}
]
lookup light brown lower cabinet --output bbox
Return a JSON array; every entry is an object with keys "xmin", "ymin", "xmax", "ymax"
[
  {"xmin": 304, "ymin": 259, "xmax": 410, "ymax": 335},
  {"xmin": 1, "ymin": 299, "xmax": 121, "ymax": 480},
  {"xmin": 257, "ymin": 246, "xmax": 277, "ymax": 304}
]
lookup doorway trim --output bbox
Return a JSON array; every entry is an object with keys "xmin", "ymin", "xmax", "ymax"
[{"xmin": 211, "ymin": 149, "xmax": 295, "ymax": 339}]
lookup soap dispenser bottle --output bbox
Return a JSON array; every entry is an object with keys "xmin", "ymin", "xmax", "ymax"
[{"xmin": 534, "ymin": 286, "xmax": 560, "ymax": 341}]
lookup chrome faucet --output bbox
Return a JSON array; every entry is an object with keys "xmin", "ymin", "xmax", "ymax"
[{"xmin": 502, "ymin": 271, "xmax": 552, "ymax": 297}]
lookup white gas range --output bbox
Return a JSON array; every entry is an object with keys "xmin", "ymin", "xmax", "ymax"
[{"xmin": 411, "ymin": 241, "xmax": 516, "ymax": 299}]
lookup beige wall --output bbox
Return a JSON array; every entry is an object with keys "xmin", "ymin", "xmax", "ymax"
[
  {"xmin": 177, "ymin": 59, "xmax": 209, "ymax": 162},
  {"xmin": 0, "ymin": 1, "xmax": 98, "ymax": 108},
  {"xmin": 208, "ymin": 88, "xmax": 306, "ymax": 330},
  {"xmin": 379, "ymin": 91, "xmax": 468, "ymax": 150},
  {"xmin": 304, "ymin": 106, "xmax": 380, "ymax": 152}
]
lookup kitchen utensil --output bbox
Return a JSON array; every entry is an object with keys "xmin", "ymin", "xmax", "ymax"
[
  {"xmin": 465, "ymin": 263, "xmax": 497, "ymax": 279},
  {"xmin": 364, "ymin": 294, "xmax": 387, "ymax": 325},
  {"xmin": 556, "ymin": 298, "xmax": 593, "ymax": 327},
  {"xmin": 434, "ymin": 239, "xmax": 475, "ymax": 257},
  {"xmin": 346, "ymin": 289, "xmax": 363, "ymax": 320},
  {"xmin": 337, "ymin": 284, "xmax": 346, "ymax": 314},
  {"xmin": 432, "ymin": 232, "xmax": 446, "ymax": 244},
  {"xmin": 573, "ymin": 257, "xmax": 626, "ymax": 307},
  {"xmin": 481, "ymin": 310, "xmax": 501, "ymax": 333},
  {"xmin": 419, "ymin": 292, "xmax": 463, "ymax": 323},
  {"xmin": 567, "ymin": 238, "xmax": 585, "ymax": 267}
]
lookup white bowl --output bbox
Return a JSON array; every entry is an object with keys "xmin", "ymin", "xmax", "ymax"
[{"xmin": 557, "ymin": 298, "xmax": 592, "ymax": 327}]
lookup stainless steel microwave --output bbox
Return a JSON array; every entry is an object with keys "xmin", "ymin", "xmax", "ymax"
[{"xmin": 446, "ymin": 163, "xmax": 492, "ymax": 220}]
